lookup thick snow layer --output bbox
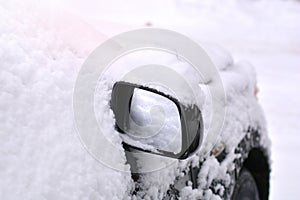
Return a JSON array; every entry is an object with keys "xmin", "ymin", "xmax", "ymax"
[
  {"xmin": 1, "ymin": 0, "xmax": 299, "ymax": 199},
  {"xmin": 0, "ymin": 4, "xmax": 133, "ymax": 200}
]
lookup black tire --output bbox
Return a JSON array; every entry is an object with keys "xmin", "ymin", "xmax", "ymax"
[{"xmin": 231, "ymin": 168, "xmax": 260, "ymax": 200}]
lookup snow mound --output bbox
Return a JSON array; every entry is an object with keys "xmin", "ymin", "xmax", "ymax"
[{"xmin": 0, "ymin": 4, "xmax": 132, "ymax": 200}]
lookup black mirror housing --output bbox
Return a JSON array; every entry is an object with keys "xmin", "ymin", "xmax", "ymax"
[{"xmin": 110, "ymin": 81, "xmax": 203, "ymax": 160}]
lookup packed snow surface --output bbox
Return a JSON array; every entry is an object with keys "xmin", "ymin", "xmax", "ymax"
[{"xmin": 1, "ymin": 0, "xmax": 299, "ymax": 199}]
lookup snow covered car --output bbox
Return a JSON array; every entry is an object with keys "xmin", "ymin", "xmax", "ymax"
[{"xmin": 108, "ymin": 46, "xmax": 271, "ymax": 200}]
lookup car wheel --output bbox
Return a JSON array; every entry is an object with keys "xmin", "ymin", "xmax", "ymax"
[{"xmin": 231, "ymin": 168, "xmax": 260, "ymax": 200}]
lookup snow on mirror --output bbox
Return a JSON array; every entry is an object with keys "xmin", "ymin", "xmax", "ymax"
[{"xmin": 127, "ymin": 88, "xmax": 182, "ymax": 154}]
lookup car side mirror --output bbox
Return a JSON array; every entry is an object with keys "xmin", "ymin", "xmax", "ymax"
[{"xmin": 110, "ymin": 81, "xmax": 203, "ymax": 159}]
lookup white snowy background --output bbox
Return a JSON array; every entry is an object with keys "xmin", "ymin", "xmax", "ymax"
[{"xmin": 0, "ymin": 0, "xmax": 299, "ymax": 199}]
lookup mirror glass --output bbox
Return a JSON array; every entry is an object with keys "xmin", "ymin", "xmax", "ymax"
[{"xmin": 126, "ymin": 88, "xmax": 182, "ymax": 154}]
